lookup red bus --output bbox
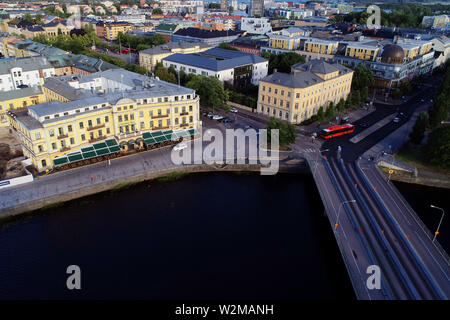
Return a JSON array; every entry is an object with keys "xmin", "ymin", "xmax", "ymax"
[{"xmin": 320, "ymin": 124, "xmax": 355, "ymax": 139}]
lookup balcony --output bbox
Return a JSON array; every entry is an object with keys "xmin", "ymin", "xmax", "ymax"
[
  {"xmin": 180, "ymin": 123, "xmax": 189, "ymax": 128},
  {"xmin": 180, "ymin": 112, "xmax": 189, "ymax": 116},
  {"xmin": 87, "ymin": 124, "xmax": 105, "ymax": 131},
  {"xmin": 89, "ymin": 136, "xmax": 105, "ymax": 143},
  {"xmin": 57, "ymin": 134, "xmax": 68, "ymax": 139},
  {"xmin": 60, "ymin": 146, "xmax": 71, "ymax": 152},
  {"xmin": 152, "ymin": 114, "xmax": 169, "ymax": 119},
  {"xmin": 153, "ymin": 126, "xmax": 169, "ymax": 130}
]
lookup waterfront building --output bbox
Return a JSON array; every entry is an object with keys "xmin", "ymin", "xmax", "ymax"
[
  {"xmin": 256, "ymin": 60, "xmax": 353, "ymax": 124},
  {"xmin": 8, "ymin": 69, "xmax": 200, "ymax": 172},
  {"xmin": 162, "ymin": 47, "xmax": 268, "ymax": 86},
  {"xmin": 139, "ymin": 41, "xmax": 212, "ymax": 72},
  {"xmin": 0, "ymin": 86, "xmax": 45, "ymax": 126},
  {"xmin": 0, "ymin": 56, "xmax": 55, "ymax": 92}
]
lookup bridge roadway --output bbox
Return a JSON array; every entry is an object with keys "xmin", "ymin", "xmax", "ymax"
[{"xmin": 297, "ymin": 81, "xmax": 450, "ymax": 299}]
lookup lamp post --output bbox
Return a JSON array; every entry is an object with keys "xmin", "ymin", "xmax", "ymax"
[
  {"xmin": 335, "ymin": 199, "xmax": 356, "ymax": 230},
  {"xmin": 430, "ymin": 205, "xmax": 445, "ymax": 243}
]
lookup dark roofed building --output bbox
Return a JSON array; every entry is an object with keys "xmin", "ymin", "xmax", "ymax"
[{"xmin": 172, "ymin": 27, "xmax": 244, "ymax": 46}]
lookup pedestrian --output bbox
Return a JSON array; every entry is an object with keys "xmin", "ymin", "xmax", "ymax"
[
  {"xmin": 108, "ymin": 159, "xmax": 111, "ymax": 166},
  {"xmin": 90, "ymin": 175, "xmax": 94, "ymax": 182}
]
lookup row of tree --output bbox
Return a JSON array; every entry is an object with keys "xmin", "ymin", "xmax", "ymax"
[
  {"xmin": 117, "ymin": 32, "xmax": 166, "ymax": 51},
  {"xmin": 408, "ymin": 61, "xmax": 450, "ymax": 170},
  {"xmin": 331, "ymin": 3, "xmax": 449, "ymax": 28}
]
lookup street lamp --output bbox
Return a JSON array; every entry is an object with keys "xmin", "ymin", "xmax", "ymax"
[
  {"xmin": 335, "ymin": 199, "xmax": 356, "ymax": 230},
  {"xmin": 430, "ymin": 205, "xmax": 445, "ymax": 243},
  {"xmin": 313, "ymin": 148, "xmax": 329, "ymax": 176}
]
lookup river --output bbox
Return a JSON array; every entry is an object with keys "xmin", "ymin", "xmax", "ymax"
[{"xmin": 0, "ymin": 172, "xmax": 355, "ymax": 300}]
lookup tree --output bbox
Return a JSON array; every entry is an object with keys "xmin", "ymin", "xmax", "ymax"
[
  {"xmin": 426, "ymin": 126, "xmax": 450, "ymax": 170},
  {"xmin": 410, "ymin": 112, "xmax": 429, "ymax": 145},
  {"xmin": 261, "ymin": 51, "xmax": 306, "ymax": 74},
  {"xmin": 266, "ymin": 117, "xmax": 297, "ymax": 146},
  {"xmin": 325, "ymin": 102, "xmax": 335, "ymax": 119},
  {"xmin": 336, "ymin": 99, "xmax": 345, "ymax": 112},
  {"xmin": 317, "ymin": 106, "xmax": 325, "ymax": 122},
  {"xmin": 154, "ymin": 63, "xmax": 176, "ymax": 83},
  {"xmin": 352, "ymin": 64, "xmax": 374, "ymax": 92},
  {"xmin": 218, "ymin": 42, "xmax": 238, "ymax": 51},
  {"xmin": 186, "ymin": 75, "xmax": 228, "ymax": 110},
  {"xmin": 152, "ymin": 8, "xmax": 163, "ymax": 14}
]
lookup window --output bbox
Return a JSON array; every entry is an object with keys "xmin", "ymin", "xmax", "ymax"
[
  {"xmin": 175, "ymin": 107, "xmax": 178, "ymax": 113},
  {"xmin": 70, "ymin": 138, "xmax": 74, "ymax": 144},
  {"xmin": 189, "ymin": 116, "xmax": 193, "ymax": 122},
  {"xmin": 35, "ymin": 132, "xmax": 41, "ymax": 139},
  {"xmin": 175, "ymin": 118, "xmax": 179, "ymax": 125},
  {"xmin": 150, "ymin": 120, "xmax": 154, "ymax": 127},
  {"xmin": 38, "ymin": 145, "xmax": 43, "ymax": 153},
  {"xmin": 118, "ymin": 115, "xmax": 122, "ymax": 122},
  {"xmin": 88, "ymin": 120, "xmax": 92, "ymax": 127},
  {"xmin": 130, "ymin": 114, "xmax": 134, "ymax": 120},
  {"xmin": 68, "ymin": 125, "xmax": 72, "ymax": 132},
  {"xmin": 98, "ymin": 129, "xmax": 102, "ymax": 136},
  {"xmin": 49, "ymin": 129, "xmax": 54, "ymax": 137},
  {"xmin": 105, "ymin": 116, "xmax": 109, "ymax": 123},
  {"xmin": 41, "ymin": 160, "xmax": 47, "ymax": 167},
  {"xmin": 96, "ymin": 118, "xmax": 101, "ymax": 125},
  {"xmin": 189, "ymin": 105, "xmax": 193, "ymax": 112},
  {"xmin": 140, "ymin": 122, "xmax": 145, "ymax": 129},
  {"xmin": 52, "ymin": 142, "xmax": 57, "ymax": 150},
  {"xmin": 79, "ymin": 122, "xmax": 84, "ymax": 129}
]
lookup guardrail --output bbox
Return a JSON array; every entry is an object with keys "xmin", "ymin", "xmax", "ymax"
[
  {"xmin": 338, "ymin": 158, "xmax": 418, "ymax": 299},
  {"xmin": 355, "ymin": 161, "xmax": 447, "ymax": 300},
  {"xmin": 321, "ymin": 158, "xmax": 391, "ymax": 299}
]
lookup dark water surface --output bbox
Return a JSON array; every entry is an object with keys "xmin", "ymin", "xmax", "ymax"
[{"xmin": 0, "ymin": 172, "xmax": 355, "ymax": 300}]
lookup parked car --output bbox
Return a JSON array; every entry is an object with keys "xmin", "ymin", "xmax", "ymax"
[
  {"xmin": 173, "ymin": 142, "xmax": 187, "ymax": 151},
  {"xmin": 393, "ymin": 117, "xmax": 400, "ymax": 123},
  {"xmin": 213, "ymin": 115, "xmax": 224, "ymax": 120},
  {"xmin": 230, "ymin": 107, "xmax": 238, "ymax": 113},
  {"xmin": 222, "ymin": 117, "xmax": 233, "ymax": 124},
  {"xmin": 207, "ymin": 113, "xmax": 215, "ymax": 118}
]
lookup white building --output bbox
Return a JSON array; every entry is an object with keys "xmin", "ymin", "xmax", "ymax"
[
  {"xmin": 0, "ymin": 56, "xmax": 55, "ymax": 92},
  {"xmin": 162, "ymin": 48, "xmax": 268, "ymax": 86},
  {"xmin": 241, "ymin": 17, "xmax": 272, "ymax": 34}
]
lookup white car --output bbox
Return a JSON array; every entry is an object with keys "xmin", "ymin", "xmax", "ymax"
[
  {"xmin": 173, "ymin": 142, "xmax": 188, "ymax": 151},
  {"xmin": 230, "ymin": 107, "xmax": 238, "ymax": 113},
  {"xmin": 393, "ymin": 117, "xmax": 400, "ymax": 123},
  {"xmin": 213, "ymin": 115, "xmax": 224, "ymax": 120}
]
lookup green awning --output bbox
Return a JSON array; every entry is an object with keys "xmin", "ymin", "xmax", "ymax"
[{"xmin": 53, "ymin": 137, "xmax": 120, "ymax": 167}]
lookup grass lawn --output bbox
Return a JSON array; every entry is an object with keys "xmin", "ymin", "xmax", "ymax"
[{"xmin": 396, "ymin": 144, "xmax": 449, "ymax": 174}]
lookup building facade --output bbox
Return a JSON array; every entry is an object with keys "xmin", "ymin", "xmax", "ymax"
[
  {"xmin": 162, "ymin": 48, "xmax": 268, "ymax": 86},
  {"xmin": 139, "ymin": 41, "xmax": 212, "ymax": 72},
  {"xmin": 257, "ymin": 60, "xmax": 353, "ymax": 124},
  {"xmin": 8, "ymin": 71, "xmax": 200, "ymax": 172},
  {"xmin": 0, "ymin": 56, "xmax": 55, "ymax": 92}
]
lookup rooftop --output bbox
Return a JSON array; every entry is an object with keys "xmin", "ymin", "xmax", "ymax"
[
  {"xmin": 163, "ymin": 47, "xmax": 267, "ymax": 71},
  {"xmin": 0, "ymin": 56, "xmax": 53, "ymax": 74},
  {"xmin": 0, "ymin": 86, "xmax": 43, "ymax": 101}
]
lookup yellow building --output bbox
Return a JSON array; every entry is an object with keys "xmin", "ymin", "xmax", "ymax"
[
  {"xmin": 0, "ymin": 86, "xmax": 46, "ymax": 126},
  {"xmin": 397, "ymin": 40, "xmax": 433, "ymax": 60},
  {"xmin": 269, "ymin": 35, "xmax": 300, "ymax": 51},
  {"xmin": 9, "ymin": 76, "xmax": 199, "ymax": 171},
  {"xmin": 345, "ymin": 43, "xmax": 380, "ymax": 61},
  {"xmin": 139, "ymin": 41, "xmax": 213, "ymax": 71},
  {"xmin": 303, "ymin": 38, "xmax": 338, "ymax": 55},
  {"xmin": 103, "ymin": 22, "xmax": 135, "ymax": 40},
  {"xmin": 257, "ymin": 60, "xmax": 353, "ymax": 124}
]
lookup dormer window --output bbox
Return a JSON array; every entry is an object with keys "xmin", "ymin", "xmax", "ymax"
[
  {"xmin": 54, "ymin": 114, "xmax": 59, "ymax": 118},
  {"xmin": 85, "ymin": 108, "xmax": 89, "ymax": 111}
]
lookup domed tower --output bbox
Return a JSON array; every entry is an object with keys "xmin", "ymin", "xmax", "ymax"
[{"xmin": 380, "ymin": 44, "xmax": 405, "ymax": 64}]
